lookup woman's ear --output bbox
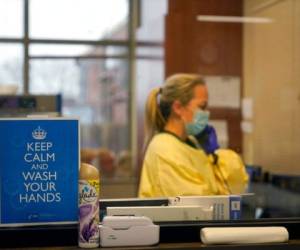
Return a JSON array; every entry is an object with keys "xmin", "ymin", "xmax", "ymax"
[{"xmin": 171, "ymin": 100, "xmax": 184, "ymax": 117}]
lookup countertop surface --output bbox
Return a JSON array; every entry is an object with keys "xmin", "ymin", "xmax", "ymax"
[{"xmin": 3, "ymin": 240, "xmax": 300, "ymax": 250}]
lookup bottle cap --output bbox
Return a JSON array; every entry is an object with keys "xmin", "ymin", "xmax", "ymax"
[{"xmin": 80, "ymin": 163, "xmax": 99, "ymax": 180}]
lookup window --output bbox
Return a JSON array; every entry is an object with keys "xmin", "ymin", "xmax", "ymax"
[
  {"xmin": 0, "ymin": 0, "xmax": 23, "ymax": 38},
  {"xmin": 0, "ymin": 0, "xmax": 134, "ymax": 198},
  {"xmin": 0, "ymin": 44, "xmax": 23, "ymax": 94},
  {"xmin": 30, "ymin": 0, "xmax": 128, "ymax": 40}
]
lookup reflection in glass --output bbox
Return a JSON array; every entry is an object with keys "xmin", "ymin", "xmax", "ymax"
[
  {"xmin": 0, "ymin": 44, "xmax": 23, "ymax": 94},
  {"xmin": 0, "ymin": 0, "xmax": 23, "ymax": 38},
  {"xmin": 30, "ymin": 0, "xmax": 128, "ymax": 40}
]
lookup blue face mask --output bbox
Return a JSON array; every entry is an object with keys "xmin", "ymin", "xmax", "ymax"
[{"xmin": 185, "ymin": 110, "xmax": 210, "ymax": 136}]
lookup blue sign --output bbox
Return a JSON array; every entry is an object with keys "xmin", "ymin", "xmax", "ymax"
[{"xmin": 0, "ymin": 118, "xmax": 79, "ymax": 224}]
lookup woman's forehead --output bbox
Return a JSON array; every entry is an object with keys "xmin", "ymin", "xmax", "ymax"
[{"xmin": 192, "ymin": 85, "xmax": 208, "ymax": 101}]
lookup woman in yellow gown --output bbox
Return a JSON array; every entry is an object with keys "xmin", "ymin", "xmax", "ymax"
[{"xmin": 138, "ymin": 74, "xmax": 248, "ymax": 197}]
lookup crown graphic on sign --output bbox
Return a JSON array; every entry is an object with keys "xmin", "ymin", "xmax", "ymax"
[{"xmin": 32, "ymin": 126, "xmax": 47, "ymax": 140}]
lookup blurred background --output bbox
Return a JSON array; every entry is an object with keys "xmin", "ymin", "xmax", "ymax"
[{"xmin": 0, "ymin": 0, "xmax": 299, "ymax": 219}]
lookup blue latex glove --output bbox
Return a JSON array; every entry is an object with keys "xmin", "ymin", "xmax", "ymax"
[{"xmin": 195, "ymin": 125, "xmax": 219, "ymax": 154}]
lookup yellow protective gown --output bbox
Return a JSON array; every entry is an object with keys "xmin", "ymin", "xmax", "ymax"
[
  {"xmin": 138, "ymin": 133, "xmax": 248, "ymax": 198},
  {"xmin": 212, "ymin": 148, "xmax": 249, "ymax": 195}
]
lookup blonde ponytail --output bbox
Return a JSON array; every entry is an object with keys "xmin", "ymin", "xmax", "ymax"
[{"xmin": 144, "ymin": 87, "xmax": 166, "ymax": 147}]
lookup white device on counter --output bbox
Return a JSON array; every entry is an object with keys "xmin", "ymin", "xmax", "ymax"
[
  {"xmin": 99, "ymin": 216, "xmax": 159, "ymax": 247},
  {"xmin": 200, "ymin": 226, "xmax": 289, "ymax": 244},
  {"xmin": 106, "ymin": 205, "xmax": 213, "ymax": 222},
  {"xmin": 169, "ymin": 195, "xmax": 242, "ymax": 220}
]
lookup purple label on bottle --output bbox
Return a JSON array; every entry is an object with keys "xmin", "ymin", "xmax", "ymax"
[{"xmin": 79, "ymin": 180, "xmax": 99, "ymax": 246}]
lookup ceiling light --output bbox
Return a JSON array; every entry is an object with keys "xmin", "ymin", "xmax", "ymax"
[{"xmin": 196, "ymin": 15, "xmax": 273, "ymax": 23}]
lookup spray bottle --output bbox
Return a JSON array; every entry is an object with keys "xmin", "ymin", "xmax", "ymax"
[{"xmin": 78, "ymin": 163, "xmax": 100, "ymax": 248}]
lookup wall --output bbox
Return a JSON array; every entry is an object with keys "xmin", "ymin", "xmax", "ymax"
[
  {"xmin": 243, "ymin": 0, "xmax": 300, "ymax": 174},
  {"xmin": 165, "ymin": 0, "xmax": 243, "ymax": 152}
]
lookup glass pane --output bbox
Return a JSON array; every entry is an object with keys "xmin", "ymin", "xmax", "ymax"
[
  {"xmin": 29, "ymin": 58, "xmax": 133, "ymax": 183},
  {"xmin": 30, "ymin": 44, "xmax": 128, "ymax": 57},
  {"xmin": 0, "ymin": 0, "xmax": 23, "ymax": 38},
  {"xmin": 30, "ymin": 0, "xmax": 128, "ymax": 40},
  {"xmin": 0, "ymin": 44, "xmax": 23, "ymax": 94}
]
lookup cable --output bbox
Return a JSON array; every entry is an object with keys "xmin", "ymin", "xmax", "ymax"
[{"xmin": 212, "ymin": 153, "xmax": 232, "ymax": 194}]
